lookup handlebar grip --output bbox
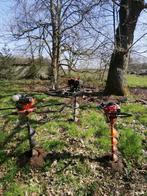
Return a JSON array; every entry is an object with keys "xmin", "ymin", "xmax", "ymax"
[{"xmin": 117, "ymin": 112, "xmax": 132, "ymax": 118}]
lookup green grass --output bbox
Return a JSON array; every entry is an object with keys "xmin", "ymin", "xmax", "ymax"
[
  {"xmin": 138, "ymin": 114, "xmax": 147, "ymax": 126},
  {"xmin": 4, "ymin": 182, "xmax": 43, "ymax": 196},
  {"xmin": 121, "ymin": 103, "xmax": 146, "ymax": 113},
  {"xmin": 0, "ymin": 79, "xmax": 146, "ymax": 195},
  {"xmin": 127, "ymin": 75, "xmax": 147, "ymax": 87},
  {"xmin": 64, "ymin": 72, "xmax": 147, "ymax": 88},
  {"xmin": 1, "ymin": 160, "xmax": 18, "ymax": 184},
  {"xmin": 43, "ymin": 139, "xmax": 67, "ymax": 151},
  {"xmin": 119, "ymin": 128, "xmax": 143, "ymax": 161}
]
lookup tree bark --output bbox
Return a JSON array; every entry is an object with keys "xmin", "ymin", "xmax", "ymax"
[
  {"xmin": 51, "ymin": 43, "xmax": 60, "ymax": 90},
  {"xmin": 104, "ymin": 0, "xmax": 144, "ymax": 96},
  {"xmin": 50, "ymin": 0, "xmax": 61, "ymax": 90}
]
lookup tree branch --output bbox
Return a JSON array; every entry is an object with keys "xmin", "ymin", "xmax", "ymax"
[
  {"xmin": 111, "ymin": 0, "xmax": 120, "ymax": 7},
  {"xmin": 144, "ymin": 3, "xmax": 147, "ymax": 8},
  {"xmin": 127, "ymin": 32, "xmax": 147, "ymax": 52}
]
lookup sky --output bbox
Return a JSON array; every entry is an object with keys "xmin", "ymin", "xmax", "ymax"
[
  {"xmin": 0, "ymin": 0, "xmax": 13, "ymax": 32},
  {"xmin": 0, "ymin": 0, "xmax": 147, "ymax": 62},
  {"xmin": 0, "ymin": 0, "xmax": 15, "ymax": 50}
]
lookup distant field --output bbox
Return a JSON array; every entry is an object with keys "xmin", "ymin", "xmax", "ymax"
[
  {"xmin": 0, "ymin": 74, "xmax": 146, "ymax": 95},
  {"xmin": 64, "ymin": 70, "xmax": 147, "ymax": 88},
  {"xmin": 127, "ymin": 74, "xmax": 147, "ymax": 87}
]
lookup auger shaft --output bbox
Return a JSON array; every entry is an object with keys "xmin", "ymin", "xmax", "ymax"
[{"xmin": 110, "ymin": 117, "xmax": 119, "ymax": 162}]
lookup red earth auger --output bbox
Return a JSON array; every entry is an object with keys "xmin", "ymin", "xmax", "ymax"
[
  {"xmin": 12, "ymin": 94, "xmax": 36, "ymax": 151},
  {"xmin": 0, "ymin": 94, "xmax": 66, "ymax": 167},
  {"xmin": 98, "ymin": 101, "xmax": 132, "ymax": 162},
  {"xmin": 67, "ymin": 77, "xmax": 81, "ymax": 122}
]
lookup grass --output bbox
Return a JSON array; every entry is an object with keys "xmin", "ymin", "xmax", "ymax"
[
  {"xmin": 0, "ymin": 78, "xmax": 146, "ymax": 195},
  {"xmin": 138, "ymin": 114, "xmax": 147, "ymax": 126},
  {"xmin": 121, "ymin": 103, "xmax": 146, "ymax": 113},
  {"xmin": 4, "ymin": 182, "xmax": 43, "ymax": 196},
  {"xmin": 127, "ymin": 74, "xmax": 147, "ymax": 87},
  {"xmin": 67, "ymin": 71, "xmax": 147, "ymax": 88},
  {"xmin": 43, "ymin": 139, "xmax": 67, "ymax": 151},
  {"xmin": 119, "ymin": 128, "xmax": 143, "ymax": 161}
]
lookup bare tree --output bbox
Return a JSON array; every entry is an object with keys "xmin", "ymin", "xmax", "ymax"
[
  {"xmin": 11, "ymin": 0, "xmax": 102, "ymax": 89},
  {"xmin": 60, "ymin": 1, "xmax": 114, "ymax": 76},
  {"xmin": 104, "ymin": 0, "xmax": 147, "ymax": 96}
]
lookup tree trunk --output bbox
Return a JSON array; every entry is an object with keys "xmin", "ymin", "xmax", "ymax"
[
  {"xmin": 50, "ymin": 0, "xmax": 61, "ymax": 90},
  {"xmin": 104, "ymin": 0, "xmax": 144, "ymax": 96},
  {"xmin": 51, "ymin": 31, "xmax": 61, "ymax": 90},
  {"xmin": 51, "ymin": 47, "xmax": 59, "ymax": 90}
]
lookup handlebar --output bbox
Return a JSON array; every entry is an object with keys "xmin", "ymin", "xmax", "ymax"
[
  {"xmin": 116, "ymin": 112, "xmax": 132, "ymax": 118},
  {"xmin": 97, "ymin": 101, "xmax": 132, "ymax": 119}
]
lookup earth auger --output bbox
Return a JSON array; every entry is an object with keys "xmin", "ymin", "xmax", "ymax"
[
  {"xmin": 0, "ymin": 93, "xmax": 70, "ymax": 151},
  {"xmin": 0, "ymin": 94, "xmax": 67, "ymax": 167},
  {"xmin": 98, "ymin": 102, "xmax": 132, "ymax": 162},
  {"xmin": 11, "ymin": 94, "xmax": 66, "ymax": 150},
  {"xmin": 12, "ymin": 94, "xmax": 37, "ymax": 151},
  {"xmin": 67, "ymin": 77, "xmax": 81, "ymax": 122},
  {"xmin": 1, "ymin": 91, "xmax": 132, "ymax": 165}
]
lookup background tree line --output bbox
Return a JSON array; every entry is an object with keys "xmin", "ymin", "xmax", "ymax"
[{"xmin": 0, "ymin": 0, "xmax": 147, "ymax": 95}]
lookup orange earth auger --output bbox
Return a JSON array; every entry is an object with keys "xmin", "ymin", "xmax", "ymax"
[{"xmin": 98, "ymin": 101, "xmax": 132, "ymax": 162}]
